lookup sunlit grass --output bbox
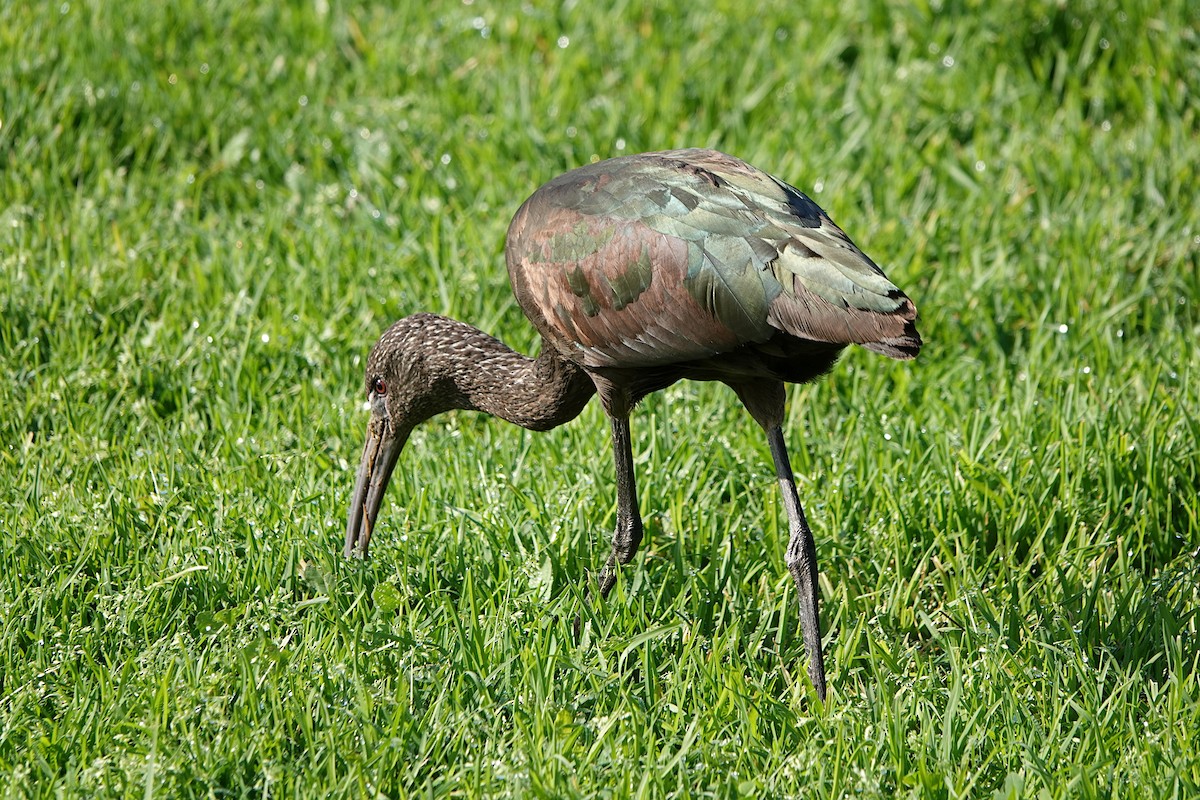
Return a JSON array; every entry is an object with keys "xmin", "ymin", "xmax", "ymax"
[{"xmin": 1, "ymin": 0, "xmax": 1197, "ymax": 797}]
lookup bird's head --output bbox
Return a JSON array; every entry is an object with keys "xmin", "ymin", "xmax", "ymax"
[{"xmin": 344, "ymin": 314, "xmax": 458, "ymax": 559}]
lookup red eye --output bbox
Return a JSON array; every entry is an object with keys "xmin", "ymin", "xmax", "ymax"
[{"xmin": 370, "ymin": 377, "xmax": 387, "ymax": 396}]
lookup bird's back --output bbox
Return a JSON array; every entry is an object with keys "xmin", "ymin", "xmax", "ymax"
[{"xmin": 506, "ymin": 149, "xmax": 920, "ymax": 382}]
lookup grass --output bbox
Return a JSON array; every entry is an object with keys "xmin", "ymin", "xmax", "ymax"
[{"xmin": 1, "ymin": 0, "xmax": 1198, "ymax": 796}]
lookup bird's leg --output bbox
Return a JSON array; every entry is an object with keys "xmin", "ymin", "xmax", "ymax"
[
  {"xmin": 597, "ymin": 414, "xmax": 643, "ymax": 598},
  {"xmin": 766, "ymin": 424, "xmax": 828, "ymax": 702},
  {"xmin": 728, "ymin": 379, "xmax": 827, "ymax": 702}
]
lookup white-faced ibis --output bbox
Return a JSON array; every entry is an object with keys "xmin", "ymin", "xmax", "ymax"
[{"xmin": 345, "ymin": 148, "xmax": 920, "ymax": 701}]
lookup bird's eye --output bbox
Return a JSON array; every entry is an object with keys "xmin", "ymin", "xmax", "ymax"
[{"xmin": 370, "ymin": 376, "xmax": 387, "ymax": 396}]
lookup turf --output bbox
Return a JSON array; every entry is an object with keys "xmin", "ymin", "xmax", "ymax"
[{"xmin": 2, "ymin": 0, "xmax": 1198, "ymax": 797}]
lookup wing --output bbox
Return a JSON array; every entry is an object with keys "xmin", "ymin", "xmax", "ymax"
[{"xmin": 506, "ymin": 149, "xmax": 920, "ymax": 369}]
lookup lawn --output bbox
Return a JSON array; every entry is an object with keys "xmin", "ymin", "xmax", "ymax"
[{"xmin": 2, "ymin": 0, "xmax": 1198, "ymax": 797}]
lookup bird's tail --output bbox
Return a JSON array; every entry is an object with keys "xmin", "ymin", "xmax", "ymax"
[{"xmin": 859, "ymin": 295, "xmax": 921, "ymax": 360}]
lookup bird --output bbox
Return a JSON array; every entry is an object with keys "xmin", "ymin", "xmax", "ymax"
[{"xmin": 344, "ymin": 148, "xmax": 920, "ymax": 701}]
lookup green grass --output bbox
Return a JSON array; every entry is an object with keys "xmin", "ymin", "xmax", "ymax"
[{"xmin": 2, "ymin": 0, "xmax": 1198, "ymax": 796}]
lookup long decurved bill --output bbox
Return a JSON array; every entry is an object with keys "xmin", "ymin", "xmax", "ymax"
[{"xmin": 344, "ymin": 418, "xmax": 409, "ymax": 559}]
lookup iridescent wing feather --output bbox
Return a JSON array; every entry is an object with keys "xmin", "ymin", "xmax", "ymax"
[{"xmin": 506, "ymin": 149, "xmax": 919, "ymax": 369}]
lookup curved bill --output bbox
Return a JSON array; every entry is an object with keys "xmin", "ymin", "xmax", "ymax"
[{"xmin": 344, "ymin": 418, "xmax": 409, "ymax": 559}]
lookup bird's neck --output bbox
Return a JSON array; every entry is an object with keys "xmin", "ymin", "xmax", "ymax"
[{"xmin": 435, "ymin": 320, "xmax": 595, "ymax": 432}]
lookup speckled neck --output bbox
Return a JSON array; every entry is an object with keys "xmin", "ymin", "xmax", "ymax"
[{"xmin": 439, "ymin": 322, "xmax": 596, "ymax": 432}]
